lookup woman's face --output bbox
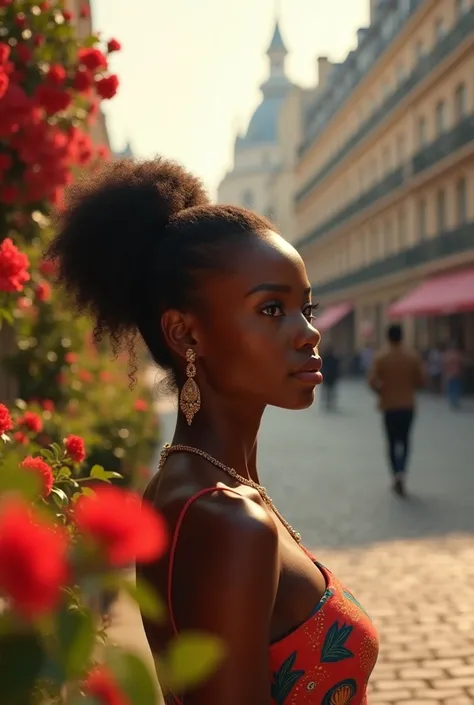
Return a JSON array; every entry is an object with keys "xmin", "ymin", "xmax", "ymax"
[{"xmin": 194, "ymin": 230, "xmax": 322, "ymax": 411}]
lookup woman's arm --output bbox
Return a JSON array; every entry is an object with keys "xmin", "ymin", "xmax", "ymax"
[{"xmin": 169, "ymin": 489, "xmax": 279, "ymax": 705}]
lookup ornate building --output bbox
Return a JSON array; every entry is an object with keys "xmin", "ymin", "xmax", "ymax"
[
  {"xmin": 218, "ymin": 21, "xmax": 304, "ymax": 242},
  {"xmin": 294, "ymin": 0, "xmax": 474, "ymax": 373}
]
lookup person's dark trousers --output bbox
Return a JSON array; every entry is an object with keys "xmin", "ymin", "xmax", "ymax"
[
  {"xmin": 322, "ymin": 381, "xmax": 337, "ymax": 410},
  {"xmin": 383, "ymin": 408, "xmax": 414, "ymax": 475}
]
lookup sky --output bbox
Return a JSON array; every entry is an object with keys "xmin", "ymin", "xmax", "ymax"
[{"xmin": 92, "ymin": 0, "xmax": 369, "ymax": 197}]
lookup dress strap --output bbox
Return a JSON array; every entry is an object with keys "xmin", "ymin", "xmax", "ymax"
[{"xmin": 167, "ymin": 486, "xmax": 243, "ymax": 636}]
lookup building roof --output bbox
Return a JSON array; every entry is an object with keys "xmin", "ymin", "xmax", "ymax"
[
  {"xmin": 236, "ymin": 21, "xmax": 293, "ymax": 149},
  {"xmin": 267, "ymin": 21, "xmax": 288, "ymax": 55}
]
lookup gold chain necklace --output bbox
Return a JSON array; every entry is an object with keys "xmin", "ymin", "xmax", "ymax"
[{"xmin": 159, "ymin": 443, "xmax": 302, "ymax": 544}]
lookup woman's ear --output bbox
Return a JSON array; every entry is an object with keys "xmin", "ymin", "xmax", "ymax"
[{"xmin": 161, "ymin": 309, "xmax": 200, "ymax": 362}]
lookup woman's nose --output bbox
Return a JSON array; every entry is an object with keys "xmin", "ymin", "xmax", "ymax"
[{"xmin": 296, "ymin": 318, "xmax": 321, "ymax": 350}]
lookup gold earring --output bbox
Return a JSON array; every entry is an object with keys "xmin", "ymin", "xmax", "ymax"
[{"xmin": 180, "ymin": 348, "xmax": 201, "ymax": 425}]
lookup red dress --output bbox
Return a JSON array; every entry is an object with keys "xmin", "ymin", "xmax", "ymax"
[{"xmin": 166, "ymin": 488, "xmax": 379, "ymax": 704}]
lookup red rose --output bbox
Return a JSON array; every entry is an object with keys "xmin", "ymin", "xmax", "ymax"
[
  {"xmin": 0, "ymin": 185, "xmax": 20, "ymax": 203},
  {"xmin": 64, "ymin": 351, "xmax": 77, "ymax": 364},
  {"xmin": 107, "ymin": 38, "xmax": 121, "ymax": 53},
  {"xmin": 0, "ymin": 43, "xmax": 10, "ymax": 64},
  {"xmin": 13, "ymin": 431, "xmax": 28, "ymax": 445},
  {"xmin": 19, "ymin": 411, "xmax": 43, "ymax": 434},
  {"xmin": 62, "ymin": 10, "xmax": 73, "ymax": 21},
  {"xmin": 39, "ymin": 258, "xmax": 57, "ymax": 277},
  {"xmin": 79, "ymin": 369, "xmax": 93, "ymax": 383},
  {"xmin": 0, "ymin": 153, "xmax": 12, "ymax": 171},
  {"xmin": 85, "ymin": 666, "xmax": 129, "ymax": 705},
  {"xmin": 39, "ymin": 1, "xmax": 49, "ymax": 9},
  {"xmin": 14, "ymin": 13, "xmax": 27, "ymax": 29},
  {"xmin": 41, "ymin": 399, "xmax": 55, "ymax": 412},
  {"xmin": 78, "ymin": 47, "xmax": 107, "ymax": 72},
  {"xmin": 79, "ymin": 3, "xmax": 90, "ymax": 18},
  {"xmin": 0, "ymin": 70, "xmax": 8, "ymax": 100},
  {"xmin": 96, "ymin": 74, "xmax": 118, "ymax": 100},
  {"xmin": 0, "ymin": 499, "xmax": 68, "ymax": 618},
  {"xmin": 71, "ymin": 67, "xmax": 93, "ymax": 92},
  {"xmin": 65, "ymin": 434, "xmax": 86, "ymax": 463},
  {"xmin": 0, "ymin": 403, "xmax": 13, "ymax": 436},
  {"xmin": 36, "ymin": 280, "xmax": 51, "ymax": 302},
  {"xmin": 15, "ymin": 44, "xmax": 32, "ymax": 64},
  {"xmin": 74, "ymin": 486, "xmax": 167, "ymax": 567},
  {"xmin": 33, "ymin": 35, "xmax": 45, "ymax": 48},
  {"xmin": 99, "ymin": 370, "xmax": 112, "ymax": 383},
  {"xmin": 20, "ymin": 456, "xmax": 54, "ymax": 497},
  {"xmin": 35, "ymin": 84, "xmax": 72, "ymax": 115},
  {"xmin": 134, "ymin": 399, "xmax": 148, "ymax": 412},
  {"xmin": 0, "ymin": 238, "xmax": 30, "ymax": 293},
  {"xmin": 47, "ymin": 64, "xmax": 66, "ymax": 84}
]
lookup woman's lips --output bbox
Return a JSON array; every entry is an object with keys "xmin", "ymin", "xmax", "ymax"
[
  {"xmin": 290, "ymin": 356, "xmax": 324, "ymax": 385},
  {"xmin": 292, "ymin": 370, "xmax": 324, "ymax": 385}
]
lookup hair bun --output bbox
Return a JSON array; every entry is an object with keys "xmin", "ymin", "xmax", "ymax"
[{"xmin": 46, "ymin": 157, "xmax": 210, "ymax": 343}]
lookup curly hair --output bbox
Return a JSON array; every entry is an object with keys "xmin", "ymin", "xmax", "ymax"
[{"xmin": 46, "ymin": 157, "xmax": 273, "ymax": 386}]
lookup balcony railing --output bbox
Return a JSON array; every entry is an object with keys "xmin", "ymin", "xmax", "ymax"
[
  {"xmin": 313, "ymin": 223, "xmax": 474, "ymax": 296},
  {"xmin": 297, "ymin": 7, "xmax": 474, "ymax": 198},
  {"xmin": 297, "ymin": 167, "xmax": 405, "ymax": 248},
  {"xmin": 412, "ymin": 115, "xmax": 474, "ymax": 174}
]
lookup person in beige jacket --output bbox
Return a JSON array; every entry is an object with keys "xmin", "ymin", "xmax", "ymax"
[{"xmin": 368, "ymin": 324, "xmax": 425, "ymax": 497}]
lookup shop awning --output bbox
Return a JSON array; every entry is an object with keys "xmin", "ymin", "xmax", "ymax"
[
  {"xmin": 388, "ymin": 268, "xmax": 474, "ymax": 318},
  {"xmin": 313, "ymin": 302, "xmax": 352, "ymax": 332}
]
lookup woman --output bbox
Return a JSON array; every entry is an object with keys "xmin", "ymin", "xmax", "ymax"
[{"xmin": 48, "ymin": 158, "xmax": 379, "ymax": 704}]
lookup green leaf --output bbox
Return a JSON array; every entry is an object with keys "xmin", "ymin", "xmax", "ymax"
[
  {"xmin": 106, "ymin": 647, "xmax": 158, "ymax": 704},
  {"xmin": 90, "ymin": 465, "xmax": 122, "ymax": 482},
  {"xmin": 0, "ymin": 464, "xmax": 42, "ymax": 500},
  {"xmin": 121, "ymin": 577, "xmax": 165, "ymax": 623},
  {"xmin": 57, "ymin": 606, "xmax": 96, "ymax": 678},
  {"xmin": 40, "ymin": 448, "xmax": 56, "ymax": 464},
  {"xmin": 0, "ymin": 632, "xmax": 44, "ymax": 704},
  {"xmin": 161, "ymin": 632, "xmax": 224, "ymax": 691},
  {"xmin": 50, "ymin": 487, "xmax": 69, "ymax": 507}
]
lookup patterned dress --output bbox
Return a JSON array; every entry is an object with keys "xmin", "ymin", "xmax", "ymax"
[{"xmin": 165, "ymin": 488, "xmax": 379, "ymax": 704}]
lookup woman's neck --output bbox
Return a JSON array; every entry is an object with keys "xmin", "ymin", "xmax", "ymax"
[{"xmin": 172, "ymin": 393, "xmax": 264, "ymax": 484}]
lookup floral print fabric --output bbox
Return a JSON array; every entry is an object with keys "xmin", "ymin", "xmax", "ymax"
[{"xmin": 269, "ymin": 561, "xmax": 379, "ymax": 704}]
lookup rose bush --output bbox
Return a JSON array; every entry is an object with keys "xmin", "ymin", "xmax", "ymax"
[{"xmin": 0, "ymin": 403, "xmax": 223, "ymax": 704}]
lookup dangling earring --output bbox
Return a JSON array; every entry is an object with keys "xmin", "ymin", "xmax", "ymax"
[{"xmin": 180, "ymin": 348, "xmax": 201, "ymax": 425}]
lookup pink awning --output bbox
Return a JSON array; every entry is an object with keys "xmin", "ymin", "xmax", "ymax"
[
  {"xmin": 388, "ymin": 268, "xmax": 474, "ymax": 318},
  {"xmin": 313, "ymin": 302, "xmax": 352, "ymax": 332}
]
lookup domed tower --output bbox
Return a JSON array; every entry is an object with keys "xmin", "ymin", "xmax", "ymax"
[{"xmin": 217, "ymin": 19, "xmax": 295, "ymax": 218}]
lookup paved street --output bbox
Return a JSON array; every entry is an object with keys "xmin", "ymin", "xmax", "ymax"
[{"xmin": 111, "ymin": 380, "xmax": 474, "ymax": 703}]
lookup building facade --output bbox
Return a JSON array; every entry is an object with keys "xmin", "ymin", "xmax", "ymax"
[
  {"xmin": 294, "ymin": 0, "xmax": 474, "ymax": 375},
  {"xmin": 218, "ymin": 22, "xmax": 304, "ymax": 243}
]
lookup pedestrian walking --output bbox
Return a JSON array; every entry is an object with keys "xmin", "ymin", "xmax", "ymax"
[
  {"xmin": 442, "ymin": 341, "xmax": 464, "ymax": 409},
  {"xmin": 368, "ymin": 324, "xmax": 425, "ymax": 497},
  {"xmin": 427, "ymin": 344, "xmax": 443, "ymax": 394},
  {"xmin": 321, "ymin": 344, "xmax": 340, "ymax": 410},
  {"xmin": 47, "ymin": 156, "xmax": 379, "ymax": 704}
]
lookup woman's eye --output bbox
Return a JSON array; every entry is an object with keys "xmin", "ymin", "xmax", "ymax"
[
  {"xmin": 303, "ymin": 303, "xmax": 320, "ymax": 321},
  {"xmin": 261, "ymin": 304, "xmax": 284, "ymax": 317}
]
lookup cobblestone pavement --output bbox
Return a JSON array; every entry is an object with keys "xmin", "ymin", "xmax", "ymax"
[{"xmin": 113, "ymin": 378, "xmax": 474, "ymax": 703}]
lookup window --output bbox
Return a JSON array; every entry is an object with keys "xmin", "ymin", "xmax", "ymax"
[
  {"xmin": 456, "ymin": 178, "xmax": 467, "ymax": 224},
  {"xmin": 384, "ymin": 220, "xmax": 393, "ymax": 254},
  {"xmin": 370, "ymin": 225, "xmax": 379, "ymax": 260},
  {"xmin": 436, "ymin": 189, "xmax": 446, "ymax": 233},
  {"xmin": 417, "ymin": 117, "xmax": 426, "ymax": 148},
  {"xmin": 434, "ymin": 18, "xmax": 446, "ymax": 41},
  {"xmin": 396, "ymin": 63, "xmax": 405, "ymax": 86},
  {"xmin": 418, "ymin": 198, "xmax": 427, "ymax": 239},
  {"xmin": 436, "ymin": 100, "xmax": 447, "ymax": 135},
  {"xmin": 397, "ymin": 208, "xmax": 407, "ymax": 249},
  {"xmin": 397, "ymin": 133, "xmax": 406, "ymax": 165},
  {"xmin": 242, "ymin": 189, "xmax": 254, "ymax": 209},
  {"xmin": 455, "ymin": 83, "xmax": 467, "ymax": 122},
  {"xmin": 456, "ymin": 0, "xmax": 471, "ymax": 19},
  {"xmin": 415, "ymin": 41, "xmax": 425, "ymax": 62}
]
